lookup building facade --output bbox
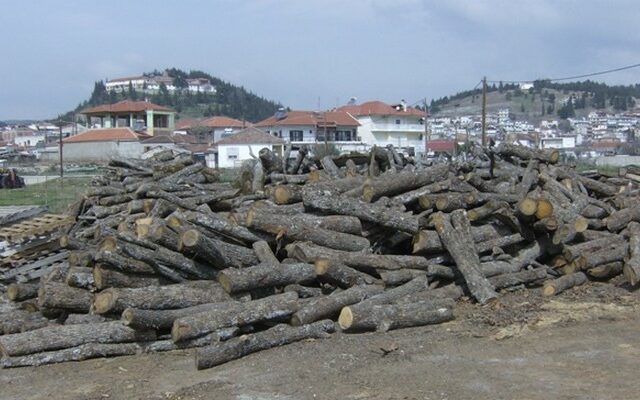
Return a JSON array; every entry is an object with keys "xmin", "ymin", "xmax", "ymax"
[{"xmin": 81, "ymin": 100, "xmax": 176, "ymax": 136}]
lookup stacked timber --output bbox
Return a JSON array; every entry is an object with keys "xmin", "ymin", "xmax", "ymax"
[{"xmin": 0, "ymin": 143, "xmax": 639, "ymax": 370}]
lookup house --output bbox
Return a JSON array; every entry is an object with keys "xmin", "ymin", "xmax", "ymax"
[
  {"xmin": 337, "ymin": 100, "xmax": 426, "ymax": 156},
  {"xmin": 105, "ymin": 74, "xmax": 215, "ymax": 94},
  {"xmin": 213, "ymin": 127, "xmax": 285, "ymax": 168},
  {"xmin": 426, "ymin": 139, "xmax": 456, "ymax": 156},
  {"xmin": 176, "ymin": 116, "xmax": 250, "ymax": 143},
  {"xmin": 255, "ymin": 109, "xmax": 364, "ymax": 153},
  {"xmin": 59, "ymin": 127, "xmax": 149, "ymax": 161},
  {"xmin": 540, "ymin": 135, "xmax": 577, "ymax": 150},
  {"xmin": 81, "ymin": 100, "xmax": 176, "ymax": 136}
]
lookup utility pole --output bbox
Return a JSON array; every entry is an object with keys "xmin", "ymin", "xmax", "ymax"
[
  {"xmin": 423, "ymin": 98, "xmax": 429, "ymax": 157},
  {"xmin": 481, "ymin": 76, "xmax": 487, "ymax": 146},
  {"xmin": 58, "ymin": 123, "xmax": 63, "ymax": 179}
]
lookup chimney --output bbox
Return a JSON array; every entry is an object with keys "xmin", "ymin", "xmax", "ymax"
[{"xmin": 400, "ymin": 99, "xmax": 407, "ymax": 112}]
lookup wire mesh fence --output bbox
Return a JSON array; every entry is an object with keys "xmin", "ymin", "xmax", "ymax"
[{"xmin": 0, "ymin": 174, "xmax": 94, "ymax": 214}]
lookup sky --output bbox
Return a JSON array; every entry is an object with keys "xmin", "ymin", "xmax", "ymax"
[{"xmin": 1, "ymin": 0, "xmax": 640, "ymax": 120}]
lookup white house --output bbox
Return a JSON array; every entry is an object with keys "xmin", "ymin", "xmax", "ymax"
[
  {"xmin": 540, "ymin": 135, "xmax": 576, "ymax": 150},
  {"xmin": 60, "ymin": 127, "xmax": 148, "ymax": 162},
  {"xmin": 176, "ymin": 116, "xmax": 250, "ymax": 143},
  {"xmin": 338, "ymin": 100, "xmax": 426, "ymax": 156},
  {"xmin": 213, "ymin": 127, "xmax": 285, "ymax": 168},
  {"xmin": 255, "ymin": 109, "xmax": 365, "ymax": 153}
]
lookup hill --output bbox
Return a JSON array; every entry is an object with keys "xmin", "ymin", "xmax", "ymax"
[
  {"xmin": 429, "ymin": 80, "xmax": 639, "ymax": 123},
  {"xmin": 59, "ymin": 68, "xmax": 282, "ymax": 123}
]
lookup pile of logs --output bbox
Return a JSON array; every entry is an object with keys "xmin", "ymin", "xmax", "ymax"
[{"xmin": 1, "ymin": 143, "xmax": 639, "ymax": 370}]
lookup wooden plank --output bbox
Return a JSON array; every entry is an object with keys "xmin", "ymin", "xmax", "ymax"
[{"xmin": 2, "ymin": 251, "xmax": 69, "ymax": 280}]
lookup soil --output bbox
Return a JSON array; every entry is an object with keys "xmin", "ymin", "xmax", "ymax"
[{"xmin": 2, "ymin": 279, "xmax": 640, "ymax": 400}]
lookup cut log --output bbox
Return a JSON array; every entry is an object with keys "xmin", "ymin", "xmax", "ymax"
[
  {"xmin": 1, "ymin": 343, "xmax": 141, "ymax": 368},
  {"xmin": 252, "ymin": 240, "xmax": 279, "ymax": 265},
  {"xmin": 314, "ymin": 260, "xmax": 379, "ymax": 288},
  {"xmin": 0, "ymin": 321, "xmax": 156, "ymax": 357},
  {"xmin": 562, "ymin": 234, "xmax": 624, "ymax": 261},
  {"xmin": 38, "ymin": 281, "xmax": 92, "ymax": 313},
  {"xmin": 181, "ymin": 209, "xmax": 262, "ymax": 243},
  {"xmin": 271, "ymin": 184, "xmax": 303, "ymax": 205},
  {"xmin": 93, "ymin": 281, "xmax": 231, "ymax": 314},
  {"xmin": 94, "ymin": 250, "xmax": 158, "ymax": 275},
  {"xmin": 543, "ymin": 272, "xmax": 589, "ymax": 296},
  {"xmin": 259, "ymin": 148, "xmax": 283, "ymax": 174},
  {"xmin": 65, "ymin": 266, "xmax": 94, "ymax": 289},
  {"xmin": 606, "ymin": 205, "xmax": 640, "ymax": 232},
  {"xmin": 338, "ymin": 300, "xmax": 454, "ymax": 332},
  {"xmin": 362, "ymin": 164, "xmax": 450, "ymax": 202},
  {"xmin": 302, "ymin": 187, "xmax": 420, "ymax": 233},
  {"xmin": 496, "ymin": 143, "xmax": 559, "ymax": 164},
  {"xmin": 283, "ymin": 284, "xmax": 323, "ymax": 298},
  {"xmin": 195, "ymin": 320, "xmax": 335, "ymax": 370},
  {"xmin": 412, "ymin": 224, "xmax": 504, "ymax": 254},
  {"xmin": 623, "ymin": 221, "xmax": 640, "ymax": 285},
  {"xmin": 488, "ymin": 268, "xmax": 547, "ymax": 289},
  {"xmin": 93, "ymin": 266, "xmax": 162, "ymax": 290},
  {"xmin": 251, "ymin": 161, "xmax": 265, "ymax": 193},
  {"xmin": 291, "ymin": 285, "xmax": 384, "ymax": 326},
  {"xmin": 287, "ymin": 242, "xmax": 433, "ymax": 271},
  {"xmin": 179, "ymin": 228, "xmax": 259, "ymax": 269},
  {"xmin": 172, "ymin": 292, "xmax": 299, "ymax": 342},
  {"xmin": 587, "ymin": 261, "xmax": 623, "ymax": 280},
  {"xmin": 432, "ymin": 211, "xmax": 497, "ymax": 304},
  {"xmin": 467, "ymin": 200, "xmax": 510, "ymax": 221},
  {"xmin": 122, "ymin": 300, "xmax": 242, "ymax": 331},
  {"xmin": 379, "ymin": 269, "xmax": 427, "ymax": 286},
  {"xmin": 247, "ymin": 209, "xmax": 369, "ymax": 251},
  {"xmin": 480, "ymin": 241, "xmax": 543, "ymax": 277},
  {"xmin": 6, "ymin": 283, "xmax": 39, "ymax": 302},
  {"xmin": 218, "ymin": 263, "xmax": 316, "ymax": 293}
]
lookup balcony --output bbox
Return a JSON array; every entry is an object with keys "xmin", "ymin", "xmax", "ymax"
[{"xmin": 371, "ymin": 123, "xmax": 425, "ymax": 132}]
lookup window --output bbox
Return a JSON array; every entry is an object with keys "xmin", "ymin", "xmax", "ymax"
[
  {"xmin": 335, "ymin": 130, "xmax": 352, "ymax": 141},
  {"xmin": 290, "ymin": 130, "xmax": 303, "ymax": 141},
  {"xmin": 395, "ymin": 119, "xmax": 401, "ymax": 125},
  {"xmin": 227, "ymin": 147, "xmax": 239, "ymax": 160}
]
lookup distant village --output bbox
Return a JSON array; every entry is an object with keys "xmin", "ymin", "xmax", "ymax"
[{"xmin": 1, "ymin": 75, "xmax": 639, "ymax": 169}]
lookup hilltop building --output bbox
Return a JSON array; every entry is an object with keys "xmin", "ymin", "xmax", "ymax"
[{"xmin": 81, "ymin": 100, "xmax": 176, "ymax": 136}]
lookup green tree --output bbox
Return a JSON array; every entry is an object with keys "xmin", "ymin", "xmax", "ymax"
[
  {"xmin": 505, "ymin": 92, "xmax": 512, "ymax": 101},
  {"xmin": 520, "ymin": 103, "xmax": 525, "ymax": 113}
]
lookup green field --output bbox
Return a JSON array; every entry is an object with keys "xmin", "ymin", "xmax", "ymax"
[{"xmin": 0, "ymin": 177, "xmax": 93, "ymax": 214}]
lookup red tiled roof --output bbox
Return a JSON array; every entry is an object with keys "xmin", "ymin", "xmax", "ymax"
[
  {"xmin": 255, "ymin": 111, "xmax": 359, "ymax": 127},
  {"xmin": 427, "ymin": 140, "xmax": 456, "ymax": 152},
  {"xmin": 82, "ymin": 100, "xmax": 173, "ymax": 114},
  {"xmin": 216, "ymin": 127, "xmax": 285, "ymax": 145},
  {"xmin": 107, "ymin": 75, "xmax": 147, "ymax": 83},
  {"xmin": 338, "ymin": 101, "xmax": 425, "ymax": 118},
  {"xmin": 63, "ymin": 128, "xmax": 148, "ymax": 143},
  {"xmin": 176, "ymin": 116, "xmax": 251, "ymax": 130},
  {"xmin": 176, "ymin": 118, "xmax": 200, "ymax": 130}
]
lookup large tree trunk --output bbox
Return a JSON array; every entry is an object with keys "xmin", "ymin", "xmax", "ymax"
[
  {"xmin": 0, "ymin": 321, "xmax": 156, "ymax": 357},
  {"xmin": 172, "ymin": 292, "xmax": 299, "ymax": 342},
  {"xmin": 431, "ymin": 211, "xmax": 497, "ymax": 304},
  {"xmin": 217, "ymin": 263, "xmax": 316, "ymax": 293},
  {"xmin": 248, "ymin": 209, "xmax": 362, "ymax": 235},
  {"xmin": 195, "ymin": 320, "xmax": 335, "ymax": 370},
  {"xmin": 93, "ymin": 281, "xmax": 231, "ymax": 314}
]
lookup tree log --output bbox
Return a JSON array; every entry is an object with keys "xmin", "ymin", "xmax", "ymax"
[
  {"xmin": 291, "ymin": 285, "xmax": 383, "ymax": 326},
  {"xmin": 606, "ymin": 204, "xmax": 640, "ymax": 232},
  {"xmin": 314, "ymin": 260, "xmax": 379, "ymax": 288},
  {"xmin": 338, "ymin": 300, "xmax": 454, "ymax": 332},
  {"xmin": 623, "ymin": 221, "xmax": 640, "ymax": 285},
  {"xmin": 432, "ymin": 211, "xmax": 497, "ymax": 304},
  {"xmin": 6, "ymin": 283, "xmax": 39, "ymax": 302},
  {"xmin": 362, "ymin": 164, "xmax": 450, "ymax": 202},
  {"xmin": 38, "ymin": 281, "xmax": 92, "ymax": 313},
  {"xmin": 1, "ymin": 342, "xmax": 141, "ymax": 368},
  {"xmin": 195, "ymin": 320, "xmax": 334, "ymax": 370},
  {"xmin": 496, "ymin": 143, "xmax": 559, "ymax": 164},
  {"xmin": 0, "ymin": 321, "xmax": 155, "ymax": 357},
  {"xmin": 488, "ymin": 268, "xmax": 547, "ymax": 289},
  {"xmin": 94, "ymin": 250, "xmax": 158, "ymax": 275},
  {"xmin": 65, "ymin": 266, "xmax": 94, "ymax": 289},
  {"xmin": 122, "ymin": 300, "xmax": 242, "ymax": 331},
  {"xmin": 179, "ymin": 229, "xmax": 259, "ymax": 269},
  {"xmin": 93, "ymin": 266, "xmax": 162, "ymax": 290},
  {"xmin": 93, "ymin": 281, "xmax": 231, "ymax": 314},
  {"xmin": 218, "ymin": 263, "xmax": 316, "ymax": 294},
  {"xmin": 172, "ymin": 292, "xmax": 299, "ymax": 342},
  {"xmin": 543, "ymin": 272, "xmax": 589, "ymax": 296}
]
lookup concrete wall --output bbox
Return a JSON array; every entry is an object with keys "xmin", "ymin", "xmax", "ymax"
[
  {"xmin": 62, "ymin": 141, "xmax": 144, "ymax": 162},
  {"xmin": 595, "ymin": 155, "xmax": 640, "ymax": 167}
]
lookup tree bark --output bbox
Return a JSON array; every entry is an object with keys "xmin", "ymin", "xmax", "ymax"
[
  {"xmin": 287, "ymin": 241, "xmax": 433, "ymax": 271},
  {"xmin": 172, "ymin": 292, "xmax": 299, "ymax": 342},
  {"xmin": 195, "ymin": 320, "xmax": 334, "ymax": 370},
  {"xmin": 0, "ymin": 321, "xmax": 156, "ymax": 357},
  {"xmin": 314, "ymin": 260, "xmax": 379, "ymax": 288},
  {"xmin": 291, "ymin": 285, "xmax": 383, "ymax": 326},
  {"xmin": 65, "ymin": 266, "xmax": 95, "ymax": 289},
  {"xmin": 94, "ymin": 250, "xmax": 158, "ymax": 276},
  {"xmin": 543, "ymin": 272, "xmax": 588, "ymax": 296},
  {"xmin": 302, "ymin": 187, "xmax": 420, "ymax": 233},
  {"xmin": 623, "ymin": 221, "xmax": 640, "ymax": 285},
  {"xmin": 1, "ymin": 342, "xmax": 142, "ymax": 368},
  {"xmin": 92, "ymin": 281, "xmax": 231, "ymax": 314},
  {"xmin": 218, "ymin": 263, "xmax": 316, "ymax": 293},
  {"xmin": 362, "ymin": 164, "xmax": 450, "ymax": 202},
  {"xmin": 38, "ymin": 281, "xmax": 92, "ymax": 313},
  {"xmin": 488, "ymin": 268, "xmax": 547, "ymax": 289},
  {"xmin": 432, "ymin": 211, "xmax": 497, "ymax": 304},
  {"xmin": 496, "ymin": 143, "xmax": 559, "ymax": 164},
  {"xmin": 93, "ymin": 266, "xmax": 162, "ymax": 290},
  {"xmin": 606, "ymin": 204, "xmax": 640, "ymax": 232},
  {"xmin": 6, "ymin": 283, "xmax": 39, "ymax": 302},
  {"xmin": 121, "ymin": 300, "xmax": 242, "ymax": 331},
  {"xmin": 338, "ymin": 300, "xmax": 454, "ymax": 332}
]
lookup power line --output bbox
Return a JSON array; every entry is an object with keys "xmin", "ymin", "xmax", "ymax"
[{"xmin": 486, "ymin": 61, "xmax": 640, "ymax": 84}]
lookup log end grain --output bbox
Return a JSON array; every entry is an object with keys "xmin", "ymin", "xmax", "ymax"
[
  {"xmin": 518, "ymin": 197, "xmax": 538, "ymax": 217},
  {"xmin": 535, "ymin": 199, "xmax": 554, "ymax": 219},
  {"xmin": 93, "ymin": 290, "xmax": 117, "ymax": 314}
]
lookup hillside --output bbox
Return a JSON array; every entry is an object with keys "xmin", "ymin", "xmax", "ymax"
[
  {"xmin": 429, "ymin": 80, "xmax": 639, "ymax": 123},
  {"xmin": 60, "ymin": 68, "xmax": 282, "ymax": 123}
]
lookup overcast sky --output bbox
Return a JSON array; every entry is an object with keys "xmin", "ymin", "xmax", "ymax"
[{"xmin": 1, "ymin": 0, "xmax": 639, "ymax": 120}]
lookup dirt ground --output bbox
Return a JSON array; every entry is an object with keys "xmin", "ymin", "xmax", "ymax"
[{"xmin": 2, "ymin": 279, "xmax": 640, "ymax": 400}]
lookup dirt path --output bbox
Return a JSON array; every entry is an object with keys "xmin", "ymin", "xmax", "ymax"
[{"xmin": 3, "ymin": 285, "xmax": 640, "ymax": 400}]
